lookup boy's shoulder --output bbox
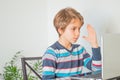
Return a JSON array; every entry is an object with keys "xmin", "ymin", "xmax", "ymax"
[{"xmin": 45, "ymin": 41, "xmax": 61, "ymax": 52}]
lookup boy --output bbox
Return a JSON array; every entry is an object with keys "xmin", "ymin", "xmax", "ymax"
[{"xmin": 42, "ymin": 7, "xmax": 101, "ymax": 79}]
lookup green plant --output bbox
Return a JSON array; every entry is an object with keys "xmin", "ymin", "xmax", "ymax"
[
  {"xmin": 3, "ymin": 51, "xmax": 23, "ymax": 80},
  {"xmin": 3, "ymin": 51, "xmax": 42, "ymax": 80},
  {"xmin": 26, "ymin": 58, "xmax": 42, "ymax": 80}
]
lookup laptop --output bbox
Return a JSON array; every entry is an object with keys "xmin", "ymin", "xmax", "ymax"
[
  {"xmin": 70, "ymin": 33, "xmax": 120, "ymax": 80},
  {"xmin": 101, "ymin": 33, "xmax": 120, "ymax": 80}
]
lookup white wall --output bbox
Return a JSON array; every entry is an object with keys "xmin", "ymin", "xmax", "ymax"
[
  {"xmin": 0, "ymin": 0, "xmax": 120, "ymax": 76},
  {"xmin": 0, "ymin": 0, "xmax": 47, "ymax": 73}
]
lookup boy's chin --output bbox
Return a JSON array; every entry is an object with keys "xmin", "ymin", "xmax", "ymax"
[{"xmin": 71, "ymin": 40, "xmax": 77, "ymax": 44}]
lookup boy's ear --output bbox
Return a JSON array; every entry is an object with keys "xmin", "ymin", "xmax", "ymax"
[{"xmin": 58, "ymin": 28, "xmax": 63, "ymax": 35}]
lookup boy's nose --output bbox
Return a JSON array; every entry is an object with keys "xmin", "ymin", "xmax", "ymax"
[{"xmin": 75, "ymin": 30, "xmax": 80, "ymax": 36}]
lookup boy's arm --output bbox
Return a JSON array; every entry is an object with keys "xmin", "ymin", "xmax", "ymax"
[
  {"xmin": 83, "ymin": 24, "xmax": 101, "ymax": 71},
  {"xmin": 42, "ymin": 50, "xmax": 56, "ymax": 79},
  {"xmin": 92, "ymin": 47, "xmax": 101, "ymax": 71},
  {"xmin": 83, "ymin": 47, "xmax": 101, "ymax": 73}
]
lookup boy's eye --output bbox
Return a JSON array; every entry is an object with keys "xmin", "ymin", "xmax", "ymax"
[
  {"xmin": 72, "ymin": 27, "xmax": 76, "ymax": 30},
  {"xmin": 71, "ymin": 26, "xmax": 81, "ymax": 32}
]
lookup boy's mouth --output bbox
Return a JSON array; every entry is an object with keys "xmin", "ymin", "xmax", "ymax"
[{"xmin": 73, "ymin": 38, "xmax": 78, "ymax": 41}]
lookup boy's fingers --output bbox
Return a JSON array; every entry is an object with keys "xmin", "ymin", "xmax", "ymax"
[{"xmin": 87, "ymin": 24, "xmax": 94, "ymax": 32}]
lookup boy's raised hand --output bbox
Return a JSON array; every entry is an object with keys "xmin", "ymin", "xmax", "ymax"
[{"xmin": 82, "ymin": 24, "xmax": 98, "ymax": 48}]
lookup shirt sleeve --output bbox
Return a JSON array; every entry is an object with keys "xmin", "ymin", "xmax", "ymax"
[
  {"xmin": 83, "ymin": 47, "xmax": 101, "ymax": 73},
  {"xmin": 42, "ymin": 49, "xmax": 57, "ymax": 80},
  {"xmin": 91, "ymin": 47, "xmax": 102, "ymax": 71}
]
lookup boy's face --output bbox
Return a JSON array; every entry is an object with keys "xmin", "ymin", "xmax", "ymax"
[{"xmin": 59, "ymin": 18, "xmax": 82, "ymax": 44}]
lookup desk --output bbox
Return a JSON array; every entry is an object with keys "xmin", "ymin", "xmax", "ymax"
[
  {"xmin": 56, "ymin": 73, "xmax": 120, "ymax": 80},
  {"xmin": 56, "ymin": 71, "xmax": 102, "ymax": 80},
  {"xmin": 56, "ymin": 77, "xmax": 101, "ymax": 80}
]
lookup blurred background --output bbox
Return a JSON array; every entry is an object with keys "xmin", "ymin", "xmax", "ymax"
[{"xmin": 0, "ymin": 0, "xmax": 120, "ymax": 75}]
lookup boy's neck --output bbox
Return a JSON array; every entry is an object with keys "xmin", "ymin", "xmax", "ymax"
[{"xmin": 58, "ymin": 37, "xmax": 72, "ymax": 50}]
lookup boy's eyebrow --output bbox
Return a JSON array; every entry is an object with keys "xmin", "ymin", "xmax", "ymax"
[{"xmin": 72, "ymin": 25, "xmax": 81, "ymax": 28}]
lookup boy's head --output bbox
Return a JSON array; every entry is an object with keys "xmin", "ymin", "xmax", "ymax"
[{"xmin": 54, "ymin": 7, "xmax": 84, "ymax": 36}]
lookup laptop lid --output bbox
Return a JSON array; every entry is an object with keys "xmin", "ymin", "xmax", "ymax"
[{"xmin": 101, "ymin": 33, "xmax": 120, "ymax": 79}]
